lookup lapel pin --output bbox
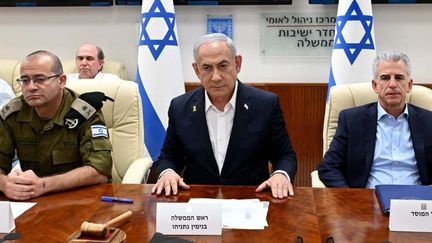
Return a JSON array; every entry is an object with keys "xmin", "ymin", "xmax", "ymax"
[
  {"xmin": 244, "ymin": 104, "xmax": 249, "ymax": 110},
  {"xmin": 192, "ymin": 105, "xmax": 197, "ymax": 112}
]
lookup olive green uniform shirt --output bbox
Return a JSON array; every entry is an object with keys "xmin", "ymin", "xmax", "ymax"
[{"xmin": 0, "ymin": 88, "xmax": 112, "ymax": 178}]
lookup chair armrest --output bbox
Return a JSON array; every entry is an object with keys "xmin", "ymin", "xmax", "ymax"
[
  {"xmin": 122, "ymin": 158, "xmax": 153, "ymax": 184},
  {"xmin": 311, "ymin": 170, "xmax": 326, "ymax": 188}
]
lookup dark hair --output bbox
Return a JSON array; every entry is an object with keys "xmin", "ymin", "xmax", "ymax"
[
  {"xmin": 96, "ymin": 46, "xmax": 105, "ymax": 60},
  {"xmin": 26, "ymin": 50, "xmax": 63, "ymax": 74}
]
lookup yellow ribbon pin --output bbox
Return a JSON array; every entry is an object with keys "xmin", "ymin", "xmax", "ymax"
[{"xmin": 192, "ymin": 105, "xmax": 197, "ymax": 112}]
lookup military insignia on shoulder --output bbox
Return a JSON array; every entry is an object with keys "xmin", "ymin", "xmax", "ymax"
[
  {"xmin": 71, "ymin": 98, "xmax": 96, "ymax": 120},
  {"xmin": 91, "ymin": 125, "xmax": 108, "ymax": 138},
  {"xmin": 65, "ymin": 118, "xmax": 79, "ymax": 129},
  {"xmin": 0, "ymin": 99, "xmax": 22, "ymax": 120},
  {"xmin": 64, "ymin": 92, "xmax": 113, "ymax": 130}
]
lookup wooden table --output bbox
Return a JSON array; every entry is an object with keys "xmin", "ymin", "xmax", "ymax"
[
  {"xmin": 1, "ymin": 185, "xmax": 431, "ymax": 242},
  {"xmin": 1, "ymin": 184, "xmax": 320, "ymax": 242},
  {"xmin": 313, "ymin": 188, "xmax": 432, "ymax": 243}
]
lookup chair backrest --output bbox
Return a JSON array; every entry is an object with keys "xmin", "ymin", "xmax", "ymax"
[
  {"xmin": 62, "ymin": 59, "xmax": 127, "ymax": 80},
  {"xmin": 323, "ymin": 82, "xmax": 432, "ymax": 154},
  {"xmin": 0, "ymin": 58, "xmax": 127, "ymax": 97},
  {"xmin": 0, "ymin": 59, "xmax": 21, "ymax": 95},
  {"xmin": 66, "ymin": 78, "xmax": 144, "ymax": 183}
]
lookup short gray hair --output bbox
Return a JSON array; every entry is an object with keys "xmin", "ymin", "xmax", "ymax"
[
  {"xmin": 372, "ymin": 51, "xmax": 411, "ymax": 79},
  {"xmin": 193, "ymin": 33, "xmax": 237, "ymax": 61}
]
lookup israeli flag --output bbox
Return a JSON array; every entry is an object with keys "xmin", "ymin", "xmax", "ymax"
[
  {"xmin": 137, "ymin": 0, "xmax": 185, "ymax": 161},
  {"xmin": 328, "ymin": 0, "xmax": 376, "ymax": 97}
]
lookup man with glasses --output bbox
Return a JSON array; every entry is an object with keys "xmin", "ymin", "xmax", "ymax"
[{"xmin": 0, "ymin": 50, "xmax": 113, "ymax": 201}]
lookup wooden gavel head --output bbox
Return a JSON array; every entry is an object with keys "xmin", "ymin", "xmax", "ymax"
[
  {"xmin": 79, "ymin": 211, "xmax": 132, "ymax": 238},
  {"xmin": 80, "ymin": 221, "xmax": 108, "ymax": 238}
]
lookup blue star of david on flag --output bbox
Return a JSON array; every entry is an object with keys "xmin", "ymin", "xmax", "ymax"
[
  {"xmin": 139, "ymin": 0, "xmax": 178, "ymax": 61},
  {"xmin": 333, "ymin": 0, "xmax": 374, "ymax": 65}
]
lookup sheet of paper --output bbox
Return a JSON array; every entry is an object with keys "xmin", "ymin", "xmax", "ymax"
[
  {"xmin": 0, "ymin": 201, "xmax": 15, "ymax": 233},
  {"xmin": 189, "ymin": 198, "xmax": 269, "ymax": 229},
  {"xmin": 11, "ymin": 202, "xmax": 36, "ymax": 219}
]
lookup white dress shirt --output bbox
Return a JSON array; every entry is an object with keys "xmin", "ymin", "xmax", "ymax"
[
  {"xmin": 66, "ymin": 72, "xmax": 121, "ymax": 80},
  {"xmin": 366, "ymin": 102, "xmax": 420, "ymax": 188},
  {"xmin": 0, "ymin": 79, "xmax": 15, "ymax": 108},
  {"xmin": 205, "ymin": 81, "xmax": 238, "ymax": 174}
]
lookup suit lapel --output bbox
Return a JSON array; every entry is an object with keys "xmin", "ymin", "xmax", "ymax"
[
  {"xmin": 191, "ymin": 88, "xmax": 220, "ymax": 174},
  {"xmin": 221, "ymin": 82, "xmax": 252, "ymax": 175},
  {"xmin": 364, "ymin": 103, "xmax": 378, "ymax": 180},
  {"xmin": 408, "ymin": 105, "xmax": 426, "ymax": 180}
]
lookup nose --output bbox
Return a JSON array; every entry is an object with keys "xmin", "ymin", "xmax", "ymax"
[
  {"xmin": 388, "ymin": 77, "xmax": 397, "ymax": 88},
  {"xmin": 79, "ymin": 58, "xmax": 88, "ymax": 66},
  {"xmin": 211, "ymin": 69, "xmax": 222, "ymax": 82},
  {"xmin": 25, "ymin": 80, "xmax": 38, "ymax": 90}
]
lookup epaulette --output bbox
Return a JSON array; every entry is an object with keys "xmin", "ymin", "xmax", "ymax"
[
  {"xmin": 0, "ymin": 99, "xmax": 22, "ymax": 120},
  {"xmin": 64, "ymin": 92, "xmax": 113, "ymax": 130},
  {"xmin": 70, "ymin": 98, "xmax": 96, "ymax": 120}
]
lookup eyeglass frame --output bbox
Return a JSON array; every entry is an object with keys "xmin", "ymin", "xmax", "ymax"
[{"xmin": 16, "ymin": 74, "xmax": 61, "ymax": 86}]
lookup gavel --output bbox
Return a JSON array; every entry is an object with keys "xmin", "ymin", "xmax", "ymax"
[{"xmin": 80, "ymin": 211, "xmax": 132, "ymax": 238}]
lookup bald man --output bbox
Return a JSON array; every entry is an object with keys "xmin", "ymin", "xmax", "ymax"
[{"xmin": 67, "ymin": 43, "xmax": 120, "ymax": 80}]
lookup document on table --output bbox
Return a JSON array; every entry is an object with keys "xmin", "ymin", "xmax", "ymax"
[
  {"xmin": 11, "ymin": 202, "xmax": 36, "ymax": 219},
  {"xmin": 188, "ymin": 198, "xmax": 269, "ymax": 229}
]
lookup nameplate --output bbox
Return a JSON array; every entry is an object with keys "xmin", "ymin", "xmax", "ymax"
[
  {"xmin": 389, "ymin": 199, "xmax": 432, "ymax": 232},
  {"xmin": 156, "ymin": 203, "xmax": 222, "ymax": 235},
  {"xmin": 0, "ymin": 201, "xmax": 15, "ymax": 233}
]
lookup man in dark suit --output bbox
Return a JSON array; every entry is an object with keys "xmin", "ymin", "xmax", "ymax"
[
  {"xmin": 318, "ymin": 51, "xmax": 432, "ymax": 188},
  {"xmin": 151, "ymin": 33, "xmax": 297, "ymax": 198}
]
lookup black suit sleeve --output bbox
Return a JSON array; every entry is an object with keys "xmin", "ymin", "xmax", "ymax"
[
  {"xmin": 317, "ymin": 110, "xmax": 350, "ymax": 188},
  {"xmin": 269, "ymin": 95, "xmax": 297, "ymax": 181},
  {"xmin": 155, "ymin": 99, "xmax": 186, "ymax": 176}
]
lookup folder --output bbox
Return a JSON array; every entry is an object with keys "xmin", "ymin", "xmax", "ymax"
[{"xmin": 375, "ymin": 184, "xmax": 432, "ymax": 214}]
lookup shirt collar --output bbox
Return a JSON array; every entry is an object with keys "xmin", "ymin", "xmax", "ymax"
[
  {"xmin": 377, "ymin": 101, "xmax": 409, "ymax": 120},
  {"xmin": 205, "ymin": 80, "xmax": 238, "ymax": 112}
]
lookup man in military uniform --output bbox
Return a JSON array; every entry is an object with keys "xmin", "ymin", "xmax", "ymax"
[{"xmin": 0, "ymin": 50, "xmax": 113, "ymax": 201}]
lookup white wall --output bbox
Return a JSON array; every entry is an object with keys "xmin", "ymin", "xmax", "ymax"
[{"xmin": 1, "ymin": 1, "xmax": 432, "ymax": 83}]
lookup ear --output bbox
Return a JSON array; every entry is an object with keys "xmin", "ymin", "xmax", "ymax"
[
  {"xmin": 59, "ymin": 74, "xmax": 67, "ymax": 88},
  {"xmin": 407, "ymin": 79, "xmax": 413, "ymax": 93},
  {"xmin": 192, "ymin": 63, "xmax": 200, "ymax": 77},
  {"xmin": 234, "ymin": 55, "xmax": 242, "ymax": 73},
  {"xmin": 99, "ymin": 59, "xmax": 105, "ymax": 71},
  {"xmin": 372, "ymin": 79, "xmax": 378, "ymax": 94}
]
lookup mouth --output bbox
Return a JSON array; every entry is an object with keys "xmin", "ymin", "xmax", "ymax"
[
  {"xmin": 26, "ymin": 95, "xmax": 41, "ymax": 101},
  {"xmin": 386, "ymin": 92, "xmax": 401, "ymax": 96}
]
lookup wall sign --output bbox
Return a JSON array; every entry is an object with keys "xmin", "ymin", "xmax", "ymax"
[{"xmin": 260, "ymin": 12, "xmax": 336, "ymax": 57}]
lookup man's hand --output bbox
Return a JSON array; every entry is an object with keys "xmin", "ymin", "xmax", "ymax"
[
  {"xmin": 151, "ymin": 170, "xmax": 190, "ymax": 196},
  {"xmin": 20, "ymin": 170, "xmax": 47, "ymax": 198},
  {"xmin": 1, "ymin": 169, "xmax": 36, "ymax": 201},
  {"xmin": 255, "ymin": 173, "xmax": 294, "ymax": 199}
]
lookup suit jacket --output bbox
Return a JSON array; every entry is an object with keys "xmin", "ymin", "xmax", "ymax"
[
  {"xmin": 318, "ymin": 102, "xmax": 432, "ymax": 188},
  {"xmin": 156, "ymin": 81, "xmax": 297, "ymax": 185}
]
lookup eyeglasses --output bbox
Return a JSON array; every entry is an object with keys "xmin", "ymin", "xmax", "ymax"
[{"xmin": 16, "ymin": 74, "xmax": 60, "ymax": 86}]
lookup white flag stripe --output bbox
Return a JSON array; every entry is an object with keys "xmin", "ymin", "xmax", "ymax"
[
  {"xmin": 137, "ymin": 0, "xmax": 185, "ymax": 160},
  {"xmin": 328, "ymin": 0, "xmax": 376, "ymax": 91},
  {"xmin": 137, "ymin": 46, "xmax": 183, "ymax": 127}
]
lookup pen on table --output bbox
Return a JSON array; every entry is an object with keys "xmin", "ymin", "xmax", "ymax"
[{"xmin": 100, "ymin": 196, "xmax": 134, "ymax": 204}]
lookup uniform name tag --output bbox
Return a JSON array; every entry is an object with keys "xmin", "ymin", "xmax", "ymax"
[
  {"xmin": 91, "ymin": 125, "xmax": 108, "ymax": 138},
  {"xmin": 156, "ymin": 203, "xmax": 222, "ymax": 235},
  {"xmin": 389, "ymin": 199, "xmax": 432, "ymax": 232}
]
